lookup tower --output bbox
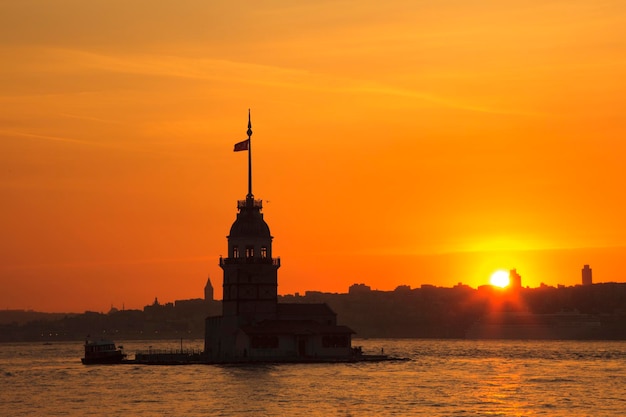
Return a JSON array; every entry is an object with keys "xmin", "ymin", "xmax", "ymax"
[
  {"xmin": 204, "ymin": 276, "xmax": 214, "ymax": 301},
  {"xmin": 509, "ymin": 269, "xmax": 522, "ymax": 288},
  {"xmin": 582, "ymin": 264, "xmax": 592, "ymax": 286},
  {"xmin": 204, "ymin": 111, "xmax": 353, "ymax": 362},
  {"xmin": 219, "ymin": 198, "xmax": 280, "ymax": 321},
  {"xmin": 218, "ymin": 111, "xmax": 280, "ymax": 323}
]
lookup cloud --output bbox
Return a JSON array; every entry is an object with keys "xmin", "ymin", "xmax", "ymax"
[
  {"xmin": 0, "ymin": 46, "xmax": 509, "ymax": 115},
  {"xmin": 0, "ymin": 130, "xmax": 97, "ymax": 146},
  {"xmin": 1, "ymin": 255, "xmax": 213, "ymax": 271}
]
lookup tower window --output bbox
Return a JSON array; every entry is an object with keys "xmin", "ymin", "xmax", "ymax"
[
  {"xmin": 233, "ymin": 246, "xmax": 239, "ymax": 258},
  {"xmin": 260, "ymin": 246, "xmax": 267, "ymax": 259},
  {"xmin": 246, "ymin": 246, "xmax": 254, "ymax": 258}
]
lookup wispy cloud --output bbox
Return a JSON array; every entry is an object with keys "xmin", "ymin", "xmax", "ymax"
[
  {"xmin": 1, "ymin": 45, "xmax": 540, "ymax": 116},
  {"xmin": 1, "ymin": 255, "xmax": 213, "ymax": 271},
  {"xmin": 56, "ymin": 112, "xmax": 124, "ymax": 126},
  {"xmin": 0, "ymin": 129, "xmax": 174, "ymax": 158},
  {"xmin": 0, "ymin": 130, "xmax": 97, "ymax": 146},
  {"xmin": 351, "ymin": 84, "xmax": 543, "ymax": 116}
]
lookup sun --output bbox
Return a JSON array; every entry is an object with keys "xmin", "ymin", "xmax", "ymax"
[{"xmin": 490, "ymin": 270, "xmax": 510, "ymax": 288}]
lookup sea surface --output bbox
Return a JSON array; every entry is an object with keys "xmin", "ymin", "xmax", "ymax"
[{"xmin": 1, "ymin": 339, "xmax": 625, "ymax": 416}]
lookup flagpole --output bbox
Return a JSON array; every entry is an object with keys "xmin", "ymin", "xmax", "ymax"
[{"xmin": 246, "ymin": 109, "xmax": 253, "ymax": 200}]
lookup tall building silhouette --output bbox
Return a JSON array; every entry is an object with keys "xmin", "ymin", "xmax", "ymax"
[
  {"xmin": 220, "ymin": 196, "xmax": 280, "ymax": 320},
  {"xmin": 509, "ymin": 269, "xmax": 522, "ymax": 288},
  {"xmin": 204, "ymin": 112, "xmax": 354, "ymax": 362},
  {"xmin": 204, "ymin": 276, "xmax": 214, "ymax": 301},
  {"xmin": 582, "ymin": 265, "xmax": 593, "ymax": 286}
]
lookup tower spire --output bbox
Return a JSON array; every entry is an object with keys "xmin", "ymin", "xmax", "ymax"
[{"xmin": 247, "ymin": 109, "xmax": 253, "ymax": 200}]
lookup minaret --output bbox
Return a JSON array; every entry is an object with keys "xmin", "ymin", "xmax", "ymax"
[{"xmin": 219, "ymin": 111, "xmax": 280, "ymax": 323}]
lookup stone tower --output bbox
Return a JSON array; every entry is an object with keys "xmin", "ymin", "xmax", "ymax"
[
  {"xmin": 219, "ymin": 196, "xmax": 280, "ymax": 322},
  {"xmin": 218, "ymin": 110, "xmax": 280, "ymax": 324},
  {"xmin": 204, "ymin": 111, "xmax": 352, "ymax": 362}
]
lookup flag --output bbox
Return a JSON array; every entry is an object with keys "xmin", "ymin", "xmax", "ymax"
[{"xmin": 234, "ymin": 139, "xmax": 249, "ymax": 152}]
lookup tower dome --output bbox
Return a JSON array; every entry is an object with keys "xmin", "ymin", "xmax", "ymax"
[{"xmin": 228, "ymin": 199, "xmax": 271, "ymax": 238}]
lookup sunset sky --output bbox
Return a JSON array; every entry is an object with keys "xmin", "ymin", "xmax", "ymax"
[{"xmin": 2, "ymin": 0, "xmax": 626, "ymax": 312}]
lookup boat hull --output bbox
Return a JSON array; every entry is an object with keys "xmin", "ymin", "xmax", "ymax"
[{"xmin": 81, "ymin": 351, "xmax": 125, "ymax": 365}]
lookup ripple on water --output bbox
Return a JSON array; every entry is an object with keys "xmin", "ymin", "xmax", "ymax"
[{"xmin": 1, "ymin": 339, "xmax": 626, "ymax": 417}]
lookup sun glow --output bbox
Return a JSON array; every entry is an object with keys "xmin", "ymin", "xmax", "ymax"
[{"xmin": 490, "ymin": 270, "xmax": 510, "ymax": 288}]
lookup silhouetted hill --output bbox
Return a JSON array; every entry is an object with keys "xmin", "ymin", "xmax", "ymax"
[
  {"xmin": 0, "ymin": 310, "xmax": 72, "ymax": 325},
  {"xmin": 2, "ymin": 283, "xmax": 626, "ymax": 342},
  {"xmin": 0, "ymin": 300, "xmax": 221, "ymax": 343},
  {"xmin": 279, "ymin": 282, "xmax": 626, "ymax": 339}
]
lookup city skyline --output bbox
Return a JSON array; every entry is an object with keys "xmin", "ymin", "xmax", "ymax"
[{"xmin": 2, "ymin": 1, "xmax": 626, "ymax": 312}]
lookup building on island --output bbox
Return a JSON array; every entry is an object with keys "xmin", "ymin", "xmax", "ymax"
[{"xmin": 204, "ymin": 111, "xmax": 354, "ymax": 362}]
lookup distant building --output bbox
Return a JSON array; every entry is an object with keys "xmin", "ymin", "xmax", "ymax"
[
  {"xmin": 204, "ymin": 276, "xmax": 214, "ymax": 301},
  {"xmin": 349, "ymin": 283, "xmax": 371, "ymax": 294},
  {"xmin": 204, "ymin": 114, "xmax": 354, "ymax": 362},
  {"xmin": 582, "ymin": 265, "xmax": 593, "ymax": 286},
  {"xmin": 143, "ymin": 298, "xmax": 174, "ymax": 321},
  {"xmin": 509, "ymin": 269, "xmax": 522, "ymax": 288}
]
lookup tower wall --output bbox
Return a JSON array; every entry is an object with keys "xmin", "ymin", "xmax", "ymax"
[
  {"xmin": 220, "ymin": 260, "xmax": 279, "ymax": 321},
  {"xmin": 219, "ymin": 198, "xmax": 280, "ymax": 325}
]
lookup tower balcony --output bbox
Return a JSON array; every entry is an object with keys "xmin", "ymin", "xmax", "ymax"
[
  {"xmin": 238, "ymin": 199, "xmax": 263, "ymax": 210},
  {"xmin": 220, "ymin": 256, "xmax": 280, "ymax": 267}
]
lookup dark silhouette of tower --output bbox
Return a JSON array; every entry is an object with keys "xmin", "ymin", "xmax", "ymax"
[
  {"xmin": 509, "ymin": 269, "xmax": 522, "ymax": 288},
  {"xmin": 204, "ymin": 111, "xmax": 353, "ymax": 362},
  {"xmin": 218, "ymin": 110, "xmax": 280, "ymax": 323},
  {"xmin": 582, "ymin": 265, "xmax": 592, "ymax": 286},
  {"xmin": 219, "ymin": 196, "xmax": 280, "ymax": 321},
  {"xmin": 204, "ymin": 276, "xmax": 214, "ymax": 301}
]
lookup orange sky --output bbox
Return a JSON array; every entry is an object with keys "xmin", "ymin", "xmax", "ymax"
[{"xmin": 2, "ymin": 1, "xmax": 626, "ymax": 312}]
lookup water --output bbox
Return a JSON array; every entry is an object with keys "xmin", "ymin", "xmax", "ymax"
[{"xmin": 1, "ymin": 339, "xmax": 626, "ymax": 416}]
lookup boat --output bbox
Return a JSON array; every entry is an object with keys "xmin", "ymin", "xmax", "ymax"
[{"xmin": 81, "ymin": 339, "xmax": 126, "ymax": 364}]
